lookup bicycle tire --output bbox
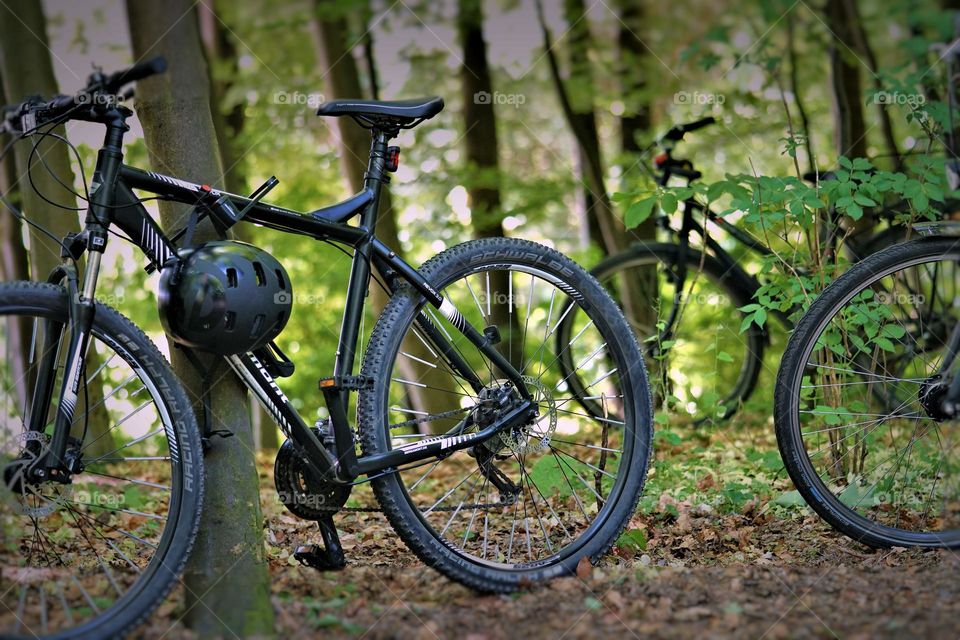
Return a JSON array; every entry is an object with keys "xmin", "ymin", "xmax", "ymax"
[
  {"xmin": 0, "ymin": 282, "xmax": 204, "ymax": 639},
  {"xmin": 775, "ymin": 237, "xmax": 960, "ymax": 548},
  {"xmin": 357, "ymin": 238, "xmax": 653, "ymax": 592}
]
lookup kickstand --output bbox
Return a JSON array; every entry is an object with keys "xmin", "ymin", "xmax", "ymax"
[{"xmin": 294, "ymin": 516, "xmax": 346, "ymax": 571}]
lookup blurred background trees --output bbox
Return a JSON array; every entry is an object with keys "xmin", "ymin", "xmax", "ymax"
[{"xmin": 4, "ymin": 0, "xmax": 959, "ymax": 633}]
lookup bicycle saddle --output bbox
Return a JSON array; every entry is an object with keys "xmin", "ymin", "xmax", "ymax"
[{"xmin": 316, "ymin": 97, "xmax": 443, "ymax": 124}]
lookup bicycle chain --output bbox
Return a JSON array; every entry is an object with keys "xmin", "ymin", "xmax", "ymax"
[{"xmin": 305, "ymin": 406, "xmax": 508, "ymax": 514}]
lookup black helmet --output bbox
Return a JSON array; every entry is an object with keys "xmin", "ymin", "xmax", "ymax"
[{"xmin": 158, "ymin": 241, "xmax": 293, "ymax": 356}]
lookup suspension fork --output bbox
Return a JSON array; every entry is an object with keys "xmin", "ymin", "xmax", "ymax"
[{"xmin": 40, "ymin": 230, "xmax": 107, "ymax": 478}]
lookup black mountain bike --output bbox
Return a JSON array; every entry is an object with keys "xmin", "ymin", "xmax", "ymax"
[
  {"xmin": 557, "ymin": 117, "xmax": 916, "ymax": 424},
  {"xmin": 0, "ymin": 59, "xmax": 652, "ymax": 638}
]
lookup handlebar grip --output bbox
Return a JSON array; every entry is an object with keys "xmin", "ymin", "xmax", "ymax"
[{"xmin": 104, "ymin": 56, "xmax": 167, "ymax": 92}]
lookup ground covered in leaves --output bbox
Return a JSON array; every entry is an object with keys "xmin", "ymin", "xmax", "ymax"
[{"xmin": 147, "ymin": 417, "xmax": 959, "ymax": 639}]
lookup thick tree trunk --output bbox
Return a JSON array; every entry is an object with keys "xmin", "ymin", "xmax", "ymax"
[
  {"xmin": 457, "ymin": 0, "xmax": 505, "ymax": 239},
  {"xmin": 0, "ymin": 74, "xmax": 28, "ymax": 286},
  {"xmin": 616, "ymin": 0, "xmax": 657, "ymax": 331},
  {"xmin": 456, "ymin": 0, "xmax": 521, "ymax": 369},
  {"xmin": 126, "ymin": 2, "xmax": 275, "ymax": 636},
  {"xmin": 0, "ymin": 0, "xmax": 77, "ymax": 281},
  {"xmin": 310, "ymin": 1, "xmax": 450, "ymax": 424},
  {"xmin": 0, "ymin": 0, "xmax": 115, "ymax": 457},
  {"xmin": 199, "ymin": 1, "xmax": 278, "ymax": 451}
]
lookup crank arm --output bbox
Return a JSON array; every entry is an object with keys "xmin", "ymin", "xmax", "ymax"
[{"xmin": 355, "ymin": 399, "xmax": 536, "ymax": 475}]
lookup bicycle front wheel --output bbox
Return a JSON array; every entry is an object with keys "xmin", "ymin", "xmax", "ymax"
[
  {"xmin": 358, "ymin": 238, "xmax": 653, "ymax": 591},
  {"xmin": 0, "ymin": 282, "xmax": 204, "ymax": 638},
  {"xmin": 775, "ymin": 237, "xmax": 960, "ymax": 547}
]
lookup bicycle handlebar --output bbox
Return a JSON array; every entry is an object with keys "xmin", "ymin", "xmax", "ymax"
[
  {"xmin": 103, "ymin": 56, "xmax": 167, "ymax": 94},
  {"xmin": 2, "ymin": 56, "xmax": 166, "ymax": 133},
  {"xmin": 662, "ymin": 116, "xmax": 716, "ymax": 142}
]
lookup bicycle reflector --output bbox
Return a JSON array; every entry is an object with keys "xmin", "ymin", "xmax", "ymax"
[{"xmin": 385, "ymin": 146, "xmax": 400, "ymax": 172}]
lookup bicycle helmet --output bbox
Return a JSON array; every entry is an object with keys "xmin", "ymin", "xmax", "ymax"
[{"xmin": 158, "ymin": 240, "xmax": 293, "ymax": 356}]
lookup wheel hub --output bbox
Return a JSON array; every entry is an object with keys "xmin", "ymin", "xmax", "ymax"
[
  {"xmin": 478, "ymin": 376, "xmax": 557, "ymax": 455},
  {"xmin": 919, "ymin": 376, "xmax": 954, "ymax": 422}
]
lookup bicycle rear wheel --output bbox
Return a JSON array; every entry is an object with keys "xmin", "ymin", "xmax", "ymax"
[
  {"xmin": 0, "ymin": 282, "xmax": 204, "ymax": 638},
  {"xmin": 358, "ymin": 238, "xmax": 653, "ymax": 591},
  {"xmin": 775, "ymin": 237, "xmax": 960, "ymax": 547}
]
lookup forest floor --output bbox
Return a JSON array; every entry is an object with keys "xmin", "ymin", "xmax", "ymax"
[{"xmin": 150, "ymin": 417, "xmax": 960, "ymax": 639}]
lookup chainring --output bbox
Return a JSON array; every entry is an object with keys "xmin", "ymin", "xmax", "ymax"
[{"xmin": 274, "ymin": 433, "xmax": 350, "ymax": 519}]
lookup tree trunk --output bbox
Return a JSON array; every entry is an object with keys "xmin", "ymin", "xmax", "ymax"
[
  {"xmin": 198, "ymin": 0, "xmax": 278, "ymax": 451},
  {"xmin": 126, "ymin": 2, "xmax": 275, "ymax": 636},
  {"xmin": 843, "ymin": 0, "xmax": 902, "ymax": 170},
  {"xmin": 310, "ymin": 1, "xmax": 452, "ymax": 425},
  {"xmin": 0, "ymin": 0, "xmax": 78, "ymax": 281},
  {"xmin": 616, "ymin": 0, "xmax": 657, "ymax": 330},
  {"xmin": 0, "ymin": 0, "xmax": 115, "ymax": 457},
  {"xmin": 0, "ymin": 70, "xmax": 30, "ymax": 413},
  {"xmin": 456, "ymin": 0, "xmax": 522, "ymax": 368},
  {"xmin": 457, "ymin": 0, "xmax": 505, "ymax": 239},
  {"xmin": 786, "ymin": 13, "xmax": 816, "ymax": 174},
  {"xmin": 536, "ymin": 0, "xmax": 645, "ymax": 324},
  {"xmin": 825, "ymin": 0, "xmax": 869, "ymax": 160}
]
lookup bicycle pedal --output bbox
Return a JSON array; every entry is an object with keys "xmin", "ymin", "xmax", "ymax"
[{"xmin": 293, "ymin": 544, "xmax": 346, "ymax": 571}]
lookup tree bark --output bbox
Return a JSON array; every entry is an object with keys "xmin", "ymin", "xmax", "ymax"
[
  {"xmin": 0, "ymin": 0, "xmax": 78, "ymax": 281},
  {"xmin": 126, "ymin": 2, "xmax": 275, "ymax": 636},
  {"xmin": 786, "ymin": 13, "xmax": 816, "ymax": 174},
  {"xmin": 536, "ymin": 0, "xmax": 645, "ymax": 323},
  {"xmin": 825, "ymin": 0, "xmax": 869, "ymax": 160},
  {"xmin": 198, "ymin": 0, "xmax": 278, "ymax": 451},
  {"xmin": 457, "ymin": 0, "xmax": 505, "ymax": 239},
  {"xmin": 615, "ymin": 0, "xmax": 657, "ymax": 330},
  {"xmin": 0, "ymin": 70, "xmax": 30, "ymax": 413},
  {"xmin": 0, "ymin": 0, "xmax": 115, "ymax": 457},
  {"xmin": 843, "ymin": 0, "xmax": 902, "ymax": 170},
  {"xmin": 309, "ymin": 0, "xmax": 450, "ymax": 424}
]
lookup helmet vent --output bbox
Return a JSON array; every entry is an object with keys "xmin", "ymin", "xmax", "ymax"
[
  {"xmin": 275, "ymin": 269, "xmax": 286, "ymax": 289},
  {"xmin": 226, "ymin": 268, "xmax": 238, "ymax": 288},
  {"xmin": 224, "ymin": 311, "xmax": 237, "ymax": 331},
  {"xmin": 251, "ymin": 313, "xmax": 265, "ymax": 337},
  {"xmin": 253, "ymin": 262, "xmax": 266, "ymax": 287}
]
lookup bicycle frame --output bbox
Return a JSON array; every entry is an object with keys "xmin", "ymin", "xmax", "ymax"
[{"xmin": 34, "ymin": 114, "xmax": 535, "ymax": 485}]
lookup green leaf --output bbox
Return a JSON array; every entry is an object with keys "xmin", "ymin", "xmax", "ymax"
[
  {"xmin": 661, "ymin": 192, "xmax": 678, "ymax": 214},
  {"xmin": 625, "ymin": 197, "xmax": 657, "ymax": 228},
  {"xmin": 616, "ymin": 528, "xmax": 647, "ymax": 551},
  {"xmin": 716, "ymin": 350, "xmax": 734, "ymax": 363},
  {"xmin": 853, "ymin": 193, "xmax": 877, "ymax": 207},
  {"xmin": 773, "ymin": 490, "xmax": 807, "ymax": 507}
]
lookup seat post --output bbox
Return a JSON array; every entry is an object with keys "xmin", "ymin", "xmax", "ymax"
[{"xmin": 361, "ymin": 128, "xmax": 391, "ymax": 230}]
